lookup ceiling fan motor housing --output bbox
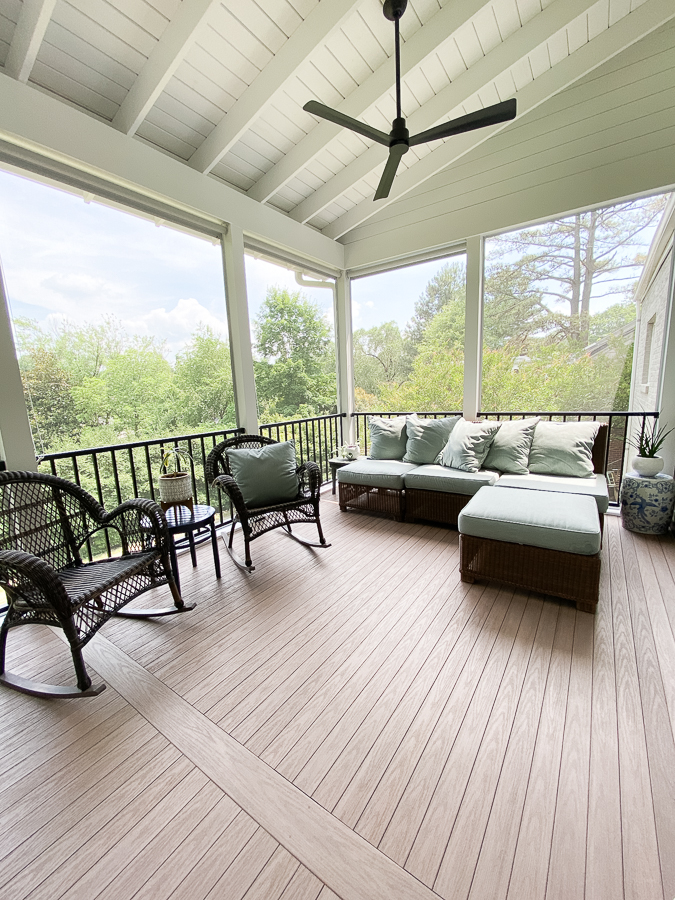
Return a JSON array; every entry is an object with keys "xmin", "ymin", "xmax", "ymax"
[
  {"xmin": 383, "ymin": 0, "xmax": 408, "ymax": 22},
  {"xmin": 390, "ymin": 117, "xmax": 409, "ymax": 150}
]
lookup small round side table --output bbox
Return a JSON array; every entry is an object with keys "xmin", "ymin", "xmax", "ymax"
[{"xmin": 620, "ymin": 472, "xmax": 675, "ymax": 534}]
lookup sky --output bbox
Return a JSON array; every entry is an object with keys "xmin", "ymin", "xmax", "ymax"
[{"xmin": 0, "ymin": 166, "xmax": 667, "ymax": 361}]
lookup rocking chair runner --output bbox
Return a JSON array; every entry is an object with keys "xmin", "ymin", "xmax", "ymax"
[
  {"xmin": 0, "ymin": 471, "xmax": 195, "ymax": 698},
  {"xmin": 205, "ymin": 434, "xmax": 330, "ymax": 572}
]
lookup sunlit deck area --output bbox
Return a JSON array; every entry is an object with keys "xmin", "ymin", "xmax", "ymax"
[{"xmin": 1, "ymin": 496, "xmax": 674, "ymax": 900}]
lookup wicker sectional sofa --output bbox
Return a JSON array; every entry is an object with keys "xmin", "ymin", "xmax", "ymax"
[{"xmin": 337, "ymin": 421, "xmax": 609, "ymax": 528}]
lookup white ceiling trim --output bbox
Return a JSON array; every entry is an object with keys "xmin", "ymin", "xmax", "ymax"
[
  {"xmin": 247, "ymin": 0, "xmax": 495, "ymax": 205},
  {"xmin": 325, "ymin": 0, "xmax": 675, "ymax": 241},
  {"xmin": 188, "ymin": 0, "xmax": 364, "ymax": 176},
  {"xmin": 112, "ymin": 0, "xmax": 221, "ymax": 137},
  {"xmin": 291, "ymin": 0, "xmax": 598, "ymax": 227},
  {"xmin": 4, "ymin": 0, "xmax": 56, "ymax": 83}
]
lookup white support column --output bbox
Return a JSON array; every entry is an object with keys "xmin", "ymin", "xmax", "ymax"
[
  {"xmin": 463, "ymin": 236, "xmax": 484, "ymax": 421},
  {"xmin": 656, "ymin": 239, "xmax": 675, "ymax": 480},
  {"xmin": 0, "ymin": 259, "xmax": 37, "ymax": 469},
  {"xmin": 221, "ymin": 226, "xmax": 258, "ymax": 435},
  {"xmin": 334, "ymin": 273, "xmax": 355, "ymax": 445}
]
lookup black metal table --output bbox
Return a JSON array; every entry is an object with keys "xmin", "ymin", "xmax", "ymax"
[
  {"xmin": 164, "ymin": 503, "xmax": 221, "ymax": 591},
  {"xmin": 328, "ymin": 457, "xmax": 351, "ymax": 494}
]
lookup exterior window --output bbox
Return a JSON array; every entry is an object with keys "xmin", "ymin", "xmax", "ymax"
[{"xmin": 642, "ymin": 316, "xmax": 655, "ymax": 385}]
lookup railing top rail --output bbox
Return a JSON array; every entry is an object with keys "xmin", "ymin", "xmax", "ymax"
[
  {"xmin": 260, "ymin": 413, "xmax": 346, "ymax": 428},
  {"xmin": 352, "ymin": 410, "xmax": 659, "ymax": 418},
  {"xmin": 38, "ymin": 427, "xmax": 246, "ymax": 461}
]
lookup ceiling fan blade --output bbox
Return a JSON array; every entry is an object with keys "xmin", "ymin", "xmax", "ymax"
[
  {"xmin": 408, "ymin": 98, "xmax": 517, "ymax": 147},
  {"xmin": 374, "ymin": 143, "xmax": 407, "ymax": 201},
  {"xmin": 303, "ymin": 101, "xmax": 390, "ymax": 146}
]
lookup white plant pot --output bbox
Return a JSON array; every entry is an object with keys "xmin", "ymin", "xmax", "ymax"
[
  {"xmin": 158, "ymin": 472, "xmax": 192, "ymax": 504},
  {"xmin": 631, "ymin": 455, "xmax": 664, "ymax": 477}
]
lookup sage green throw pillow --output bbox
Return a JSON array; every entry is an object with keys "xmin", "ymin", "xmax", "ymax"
[
  {"xmin": 440, "ymin": 419, "xmax": 501, "ymax": 473},
  {"xmin": 368, "ymin": 415, "xmax": 408, "ymax": 460},
  {"xmin": 528, "ymin": 421, "xmax": 600, "ymax": 478},
  {"xmin": 403, "ymin": 414, "xmax": 461, "ymax": 464},
  {"xmin": 483, "ymin": 417, "xmax": 539, "ymax": 474},
  {"xmin": 226, "ymin": 441, "xmax": 299, "ymax": 508}
]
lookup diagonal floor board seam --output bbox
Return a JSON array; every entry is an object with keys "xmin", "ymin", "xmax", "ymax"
[{"xmin": 80, "ymin": 632, "xmax": 443, "ymax": 900}]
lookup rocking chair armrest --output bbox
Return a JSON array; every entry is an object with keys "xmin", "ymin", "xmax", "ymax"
[
  {"xmin": 102, "ymin": 498, "xmax": 170, "ymax": 554},
  {"xmin": 297, "ymin": 461, "xmax": 322, "ymax": 497},
  {"xmin": 212, "ymin": 474, "xmax": 248, "ymax": 519},
  {"xmin": 0, "ymin": 549, "xmax": 71, "ymax": 616}
]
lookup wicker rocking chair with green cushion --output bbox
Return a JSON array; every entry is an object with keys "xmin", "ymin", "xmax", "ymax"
[
  {"xmin": 0, "ymin": 470, "xmax": 195, "ymax": 699},
  {"xmin": 205, "ymin": 434, "xmax": 330, "ymax": 572}
]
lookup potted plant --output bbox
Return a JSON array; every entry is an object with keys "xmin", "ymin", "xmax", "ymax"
[
  {"xmin": 629, "ymin": 420, "xmax": 673, "ymax": 477},
  {"xmin": 158, "ymin": 446, "xmax": 194, "ymax": 510}
]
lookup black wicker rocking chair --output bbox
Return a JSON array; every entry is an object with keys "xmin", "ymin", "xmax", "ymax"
[
  {"xmin": 0, "ymin": 470, "xmax": 195, "ymax": 698},
  {"xmin": 205, "ymin": 434, "xmax": 330, "ymax": 572}
]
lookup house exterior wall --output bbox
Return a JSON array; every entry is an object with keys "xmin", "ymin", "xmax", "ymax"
[{"xmin": 632, "ymin": 247, "xmax": 672, "ymax": 413}]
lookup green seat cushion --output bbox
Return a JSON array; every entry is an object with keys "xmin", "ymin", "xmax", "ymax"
[
  {"xmin": 497, "ymin": 473, "xmax": 609, "ymax": 514},
  {"xmin": 404, "ymin": 465, "xmax": 500, "ymax": 496},
  {"xmin": 528, "ymin": 421, "xmax": 600, "ymax": 478},
  {"xmin": 226, "ymin": 441, "xmax": 299, "ymax": 508},
  {"xmin": 368, "ymin": 416, "xmax": 408, "ymax": 460},
  {"xmin": 337, "ymin": 459, "xmax": 417, "ymax": 490},
  {"xmin": 403, "ymin": 414, "xmax": 461, "ymax": 465},
  {"xmin": 483, "ymin": 417, "xmax": 539, "ymax": 475},
  {"xmin": 458, "ymin": 486, "xmax": 601, "ymax": 555},
  {"xmin": 440, "ymin": 419, "xmax": 501, "ymax": 473}
]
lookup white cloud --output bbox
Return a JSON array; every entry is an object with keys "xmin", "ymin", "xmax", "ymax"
[{"xmin": 121, "ymin": 297, "xmax": 228, "ymax": 359}]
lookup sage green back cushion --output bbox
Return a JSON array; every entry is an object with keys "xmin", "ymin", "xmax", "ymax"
[
  {"xmin": 483, "ymin": 417, "xmax": 539, "ymax": 474},
  {"xmin": 369, "ymin": 415, "xmax": 408, "ymax": 460},
  {"xmin": 226, "ymin": 441, "xmax": 299, "ymax": 508},
  {"xmin": 528, "ymin": 421, "xmax": 600, "ymax": 478},
  {"xmin": 440, "ymin": 419, "xmax": 501, "ymax": 473},
  {"xmin": 403, "ymin": 414, "xmax": 461, "ymax": 464}
]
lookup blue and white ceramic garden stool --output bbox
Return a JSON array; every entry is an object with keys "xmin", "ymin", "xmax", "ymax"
[{"xmin": 620, "ymin": 472, "xmax": 675, "ymax": 534}]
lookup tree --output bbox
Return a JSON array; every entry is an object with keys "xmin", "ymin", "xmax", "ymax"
[
  {"xmin": 173, "ymin": 325, "xmax": 235, "ymax": 429},
  {"xmin": 254, "ymin": 287, "xmax": 336, "ymax": 418},
  {"xmin": 486, "ymin": 197, "xmax": 665, "ymax": 348},
  {"xmin": 353, "ymin": 322, "xmax": 409, "ymax": 400},
  {"xmin": 405, "ymin": 260, "xmax": 465, "ymax": 350}
]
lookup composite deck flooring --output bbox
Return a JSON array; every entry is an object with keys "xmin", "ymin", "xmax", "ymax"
[{"xmin": 1, "ymin": 496, "xmax": 674, "ymax": 900}]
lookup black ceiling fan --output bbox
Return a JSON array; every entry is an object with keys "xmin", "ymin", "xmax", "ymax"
[{"xmin": 303, "ymin": 0, "xmax": 517, "ymax": 201}]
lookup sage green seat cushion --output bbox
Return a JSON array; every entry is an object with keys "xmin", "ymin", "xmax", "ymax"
[
  {"xmin": 497, "ymin": 473, "xmax": 609, "ymax": 514},
  {"xmin": 403, "ymin": 465, "xmax": 500, "ymax": 496},
  {"xmin": 458, "ymin": 486, "xmax": 601, "ymax": 556},
  {"xmin": 337, "ymin": 459, "xmax": 418, "ymax": 490},
  {"xmin": 226, "ymin": 441, "xmax": 299, "ymax": 508}
]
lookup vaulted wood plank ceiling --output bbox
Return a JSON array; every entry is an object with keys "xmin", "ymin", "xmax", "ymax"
[{"xmin": 1, "ymin": 0, "xmax": 673, "ymax": 242}]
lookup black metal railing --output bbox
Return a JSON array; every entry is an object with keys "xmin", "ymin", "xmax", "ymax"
[
  {"xmin": 259, "ymin": 413, "xmax": 346, "ymax": 483},
  {"xmin": 352, "ymin": 410, "xmax": 660, "ymax": 506},
  {"xmin": 38, "ymin": 426, "xmax": 245, "ymax": 555}
]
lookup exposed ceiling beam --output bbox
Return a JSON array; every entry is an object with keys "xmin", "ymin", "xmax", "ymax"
[
  {"xmin": 247, "ymin": 0, "xmax": 494, "ymax": 205},
  {"xmin": 290, "ymin": 0, "xmax": 598, "ymax": 227},
  {"xmin": 112, "ymin": 0, "xmax": 220, "ymax": 136},
  {"xmin": 188, "ymin": 0, "xmax": 363, "ymax": 176},
  {"xmin": 323, "ymin": 0, "xmax": 675, "ymax": 241},
  {"xmin": 4, "ymin": 0, "xmax": 56, "ymax": 83}
]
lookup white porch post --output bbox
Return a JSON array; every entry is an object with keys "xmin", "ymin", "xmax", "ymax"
[
  {"xmin": 221, "ymin": 225, "xmax": 258, "ymax": 434},
  {"xmin": 464, "ymin": 235, "xmax": 484, "ymax": 420},
  {"xmin": 334, "ymin": 272, "xmax": 355, "ymax": 445},
  {"xmin": 0, "ymin": 258, "xmax": 36, "ymax": 470}
]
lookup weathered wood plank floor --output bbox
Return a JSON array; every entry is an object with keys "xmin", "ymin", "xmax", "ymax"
[{"xmin": 1, "ymin": 496, "xmax": 674, "ymax": 900}]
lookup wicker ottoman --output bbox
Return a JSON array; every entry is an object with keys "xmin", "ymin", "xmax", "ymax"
[{"xmin": 458, "ymin": 486, "xmax": 602, "ymax": 613}]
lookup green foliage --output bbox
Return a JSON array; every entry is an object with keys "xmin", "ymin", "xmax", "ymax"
[
  {"xmin": 353, "ymin": 321, "xmax": 409, "ymax": 397},
  {"xmin": 629, "ymin": 419, "xmax": 674, "ymax": 457},
  {"xmin": 174, "ymin": 325, "xmax": 235, "ymax": 428},
  {"xmin": 254, "ymin": 286, "xmax": 336, "ymax": 419}
]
